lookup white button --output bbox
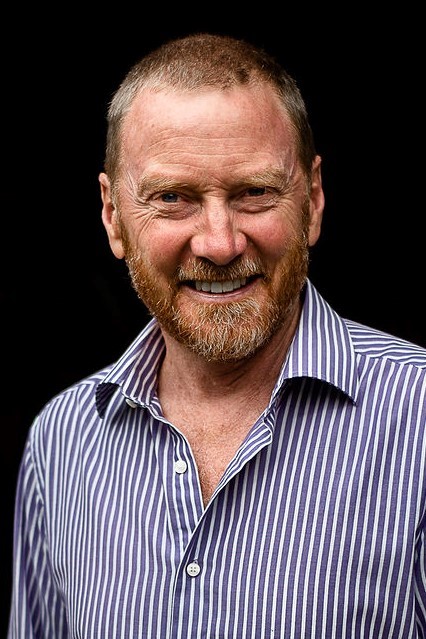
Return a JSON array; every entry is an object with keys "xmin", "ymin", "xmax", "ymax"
[
  {"xmin": 186, "ymin": 561, "xmax": 201, "ymax": 577},
  {"xmin": 125, "ymin": 398, "xmax": 138, "ymax": 408},
  {"xmin": 174, "ymin": 459, "xmax": 188, "ymax": 474}
]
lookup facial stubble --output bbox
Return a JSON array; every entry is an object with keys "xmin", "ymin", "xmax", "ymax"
[{"xmin": 120, "ymin": 211, "xmax": 310, "ymax": 362}]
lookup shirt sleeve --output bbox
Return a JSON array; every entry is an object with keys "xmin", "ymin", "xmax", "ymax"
[{"xmin": 8, "ymin": 430, "xmax": 68, "ymax": 639}]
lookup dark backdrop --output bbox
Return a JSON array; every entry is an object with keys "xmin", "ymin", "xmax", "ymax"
[{"xmin": 3, "ymin": 10, "xmax": 425, "ymax": 632}]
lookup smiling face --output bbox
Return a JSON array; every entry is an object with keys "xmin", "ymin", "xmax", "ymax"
[{"xmin": 100, "ymin": 83, "xmax": 324, "ymax": 362}]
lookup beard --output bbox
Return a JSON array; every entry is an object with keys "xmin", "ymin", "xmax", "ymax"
[{"xmin": 121, "ymin": 215, "xmax": 310, "ymax": 363}]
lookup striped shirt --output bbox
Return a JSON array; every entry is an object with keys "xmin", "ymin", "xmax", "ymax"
[{"xmin": 8, "ymin": 279, "xmax": 426, "ymax": 638}]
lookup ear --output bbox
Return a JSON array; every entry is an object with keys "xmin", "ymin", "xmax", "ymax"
[
  {"xmin": 307, "ymin": 155, "xmax": 325, "ymax": 248},
  {"xmin": 99, "ymin": 173, "xmax": 125, "ymax": 259}
]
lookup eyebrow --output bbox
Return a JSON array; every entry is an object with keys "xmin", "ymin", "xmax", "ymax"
[
  {"xmin": 240, "ymin": 166, "xmax": 296, "ymax": 189},
  {"xmin": 135, "ymin": 176, "xmax": 191, "ymax": 198},
  {"xmin": 134, "ymin": 164, "xmax": 297, "ymax": 197}
]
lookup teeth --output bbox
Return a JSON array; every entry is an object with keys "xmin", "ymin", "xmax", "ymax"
[
  {"xmin": 222, "ymin": 280, "xmax": 234, "ymax": 292},
  {"xmin": 195, "ymin": 277, "xmax": 247, "ymax": 293}
]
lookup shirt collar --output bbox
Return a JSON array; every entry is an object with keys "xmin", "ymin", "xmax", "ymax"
[
  {"xmin": 274, "ymin": 280, "xmax": 359, "ymax": 403},
  {"xmin": 96, "ymin": 279, "xmax": 359, "ymax": 417},
  {"xmin": 96, "ymin": 319, "xmax": 165, "ymax": 417}
]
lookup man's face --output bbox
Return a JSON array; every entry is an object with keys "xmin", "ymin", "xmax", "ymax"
[{"xmin": 100, "ymin": 84, "xmax": 323, "ymax": 361}]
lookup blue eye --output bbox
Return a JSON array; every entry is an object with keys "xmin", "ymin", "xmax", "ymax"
[{"xmin": 161, "ymin": 192, "xmax": 179, "ymax": 203}]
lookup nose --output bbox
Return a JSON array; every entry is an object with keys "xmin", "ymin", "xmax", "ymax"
[{"xmin": 190, "ymin": 206, "xmax": 247, "ymax": 265}]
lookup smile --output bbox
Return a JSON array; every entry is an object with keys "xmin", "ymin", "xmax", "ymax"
[{"xmin": 195, "ymin": 277, "xmax": 247, "ymax": 293}]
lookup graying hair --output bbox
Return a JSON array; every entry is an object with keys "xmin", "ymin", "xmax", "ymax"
[{"xmin": 104, "ymin": 33, "xmax": 316, "ymax": 187}]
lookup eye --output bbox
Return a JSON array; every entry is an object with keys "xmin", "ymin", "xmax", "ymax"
[
  {"xmin": 246, "ymin": 186, "xmax": 267, "ymax": 197},
  {"xmin": 160, "ymin": 192, "xmax": 180, "ymax": 203},
  {"xmin": 232, "ymin": 184, "xmax": 278, "ymax": 214},
  {"xmin": 149, "ymin": 190, "xmax": 198, "ymax": 220}
]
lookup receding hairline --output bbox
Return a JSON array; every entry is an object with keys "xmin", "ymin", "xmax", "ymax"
[
  {"xmin": 108, "ymin": 33, "xmax": 291, "ymax": 117},
  {"xmin": 104, "ymin": 33, "xmax": 316, "ymax": 184}
]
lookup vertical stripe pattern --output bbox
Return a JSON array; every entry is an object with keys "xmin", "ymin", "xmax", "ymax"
[{"xmin": 8, "ymin": 280, "xmax": 426, "ymax": 638}]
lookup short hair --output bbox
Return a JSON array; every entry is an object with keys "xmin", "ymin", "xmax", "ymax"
[{"xmin": 104, "ymin": 33, "xmax": 316, "ymax": 185}]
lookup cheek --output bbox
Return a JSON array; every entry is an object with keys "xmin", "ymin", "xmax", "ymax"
[
  {"xmin": 139, "ymin": 228, "xmax": 188, "ymax": 277},
  {"xmin": 249, "ymin": 215, "xmax": 297, "ymax": 260}
]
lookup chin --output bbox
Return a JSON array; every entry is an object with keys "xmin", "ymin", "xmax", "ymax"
[{"xmin": 163, "ymin": 296, "xmax": 282, "ymax": 361}]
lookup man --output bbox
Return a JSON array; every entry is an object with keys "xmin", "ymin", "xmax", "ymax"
[{"xmin": 8, "ymin": 33, "xmax": 426, "ymax": 638}]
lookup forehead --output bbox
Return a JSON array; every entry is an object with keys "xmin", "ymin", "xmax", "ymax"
[{"xmin": 120, "ymin": 85, "xmax": 297, "ymax": 178}]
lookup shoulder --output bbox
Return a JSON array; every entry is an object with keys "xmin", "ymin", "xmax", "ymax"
[{"xmin": 28, "ymin": 364, "xmax": 115, "ymax": 445}]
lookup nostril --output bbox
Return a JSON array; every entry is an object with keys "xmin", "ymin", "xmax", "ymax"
[{"xmin": 190, "ymin": 230, "xmax": 247, "ymax": 266}]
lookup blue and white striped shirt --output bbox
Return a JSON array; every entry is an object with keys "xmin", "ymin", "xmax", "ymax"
[{"xmin": 8, "ymin": 280, "xmax": 426, "ymax": 638}]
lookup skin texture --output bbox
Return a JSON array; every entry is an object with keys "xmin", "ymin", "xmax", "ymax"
[{"xmin": 99, "ymin": 83, "xmax": 324, "ymax": 501}]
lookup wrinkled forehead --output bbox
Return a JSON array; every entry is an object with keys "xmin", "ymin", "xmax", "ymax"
[
  {"xmin": 120, "ymin": 85, "xmax": 297, "ymax": 163},
  {"xmin": 128, "ymin": 84, "xmax": 291, "ymax": 131}
]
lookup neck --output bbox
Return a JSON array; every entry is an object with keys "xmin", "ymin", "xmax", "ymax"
[
  {"xmin": 158, "ymin": 303, "xmax": 301, "ymax": 402},
  {"xmin": 156, "ymin": 305, "xmax": 301, "ymax": 506}
]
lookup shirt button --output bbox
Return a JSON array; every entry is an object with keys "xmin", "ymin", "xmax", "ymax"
[
  {"xmin": 186, "ymin": 561, "xmax": 201, "ymax": 577},
  {"xmin": 174, "ymin": 459, "xmax": 188, "ymax": 474},
  {"xmin": 125, "ymin": 398, "xmax": 138, "ymax": 408}
]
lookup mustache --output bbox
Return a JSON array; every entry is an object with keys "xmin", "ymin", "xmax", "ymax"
[{"xmin": 176, "ymin": 257, "xmax": 268, "ymax": 282}]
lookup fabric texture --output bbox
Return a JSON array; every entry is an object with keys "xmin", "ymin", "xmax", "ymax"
[{"xmin": 8, "ymin": 280, "xmax": 426, "ymax": 638}]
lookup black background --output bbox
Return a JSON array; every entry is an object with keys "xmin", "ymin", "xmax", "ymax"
[{"xmin": 3, "ymin": 8, "xmax": 425, "ymax": 632}]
